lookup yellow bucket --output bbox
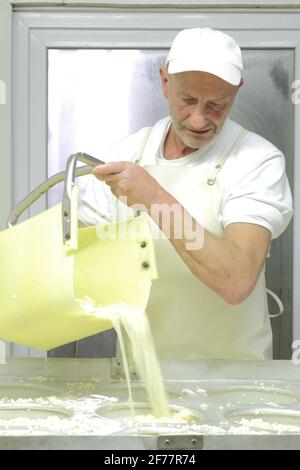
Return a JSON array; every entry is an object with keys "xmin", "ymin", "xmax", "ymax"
[{"xmin": 0, "ymin": 153, "xmax": 157, "ymax": 350}]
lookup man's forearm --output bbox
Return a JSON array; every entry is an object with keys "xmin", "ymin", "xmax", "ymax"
[{"xmin": 148, "ymin": 190, "xmax": 256, "ymax": 305}]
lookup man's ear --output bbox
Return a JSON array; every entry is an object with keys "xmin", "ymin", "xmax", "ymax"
[{"xmin": 160, "ymin": 65, "xmax": 169, "ymax": 99}]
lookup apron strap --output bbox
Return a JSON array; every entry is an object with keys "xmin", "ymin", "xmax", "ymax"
[
  {"xmin": 133, "ymin": 126, "xmax": 153, "ymax": 165},
  {"xmin": 128, "ymin": 126, "xmax": 152, "ymax": 217},
  {"xmin": 207, "ymin": 128, "xmax": 248, "ymax": 186},
  {"xmin": 204, "ymin": 128, "xmax": 285, "ymax": 319},
  {"xmin": 266, "ymin": 288, "xmax": 284, "ymax": 318}
]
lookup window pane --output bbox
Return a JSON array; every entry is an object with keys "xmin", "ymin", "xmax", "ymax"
[{"xmin": 48, "ymin": 49, "xmax": 168, "ymax": 206}]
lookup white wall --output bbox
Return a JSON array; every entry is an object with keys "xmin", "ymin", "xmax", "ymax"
[{"xmin": 0, "ymin": 1, "xmax": 11, "ymax": 231}]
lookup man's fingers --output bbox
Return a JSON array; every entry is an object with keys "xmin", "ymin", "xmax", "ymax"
[
  {"xmin": 98, "ymin": 172, "xmax": 124, "ymax": 183},
  {"xmin": 92, "ymin": 161, "xmax": 130, "ymax": 177}
]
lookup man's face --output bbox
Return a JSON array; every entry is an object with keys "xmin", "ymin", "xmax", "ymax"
[{"xmin": 160, "ymin": 67, "xmax": 242, "ymax": 151}]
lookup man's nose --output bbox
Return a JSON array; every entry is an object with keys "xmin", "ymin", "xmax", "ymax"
[{"xmin": 189, "ymin": 105, "xmax": 209, "ymax": 129}]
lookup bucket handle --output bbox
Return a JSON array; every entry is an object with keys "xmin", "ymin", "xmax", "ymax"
[{"xmin": 8, "ymin": 152, "xmax": 104, "ymax": 246}]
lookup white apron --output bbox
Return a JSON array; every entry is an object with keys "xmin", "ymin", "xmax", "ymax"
[{"xmin": 134, "ymin": 128, "xmax": 278, "ymax": 361}]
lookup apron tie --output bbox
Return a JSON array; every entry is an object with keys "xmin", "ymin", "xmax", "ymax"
[{"xmin": 267, "ymin": 288, "xmax": 284, "ymax": 318}]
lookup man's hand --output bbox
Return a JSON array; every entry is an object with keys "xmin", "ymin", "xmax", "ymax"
[{"xmin": 92, "ymin": 161, "xmax": 165, "ymax": 211}]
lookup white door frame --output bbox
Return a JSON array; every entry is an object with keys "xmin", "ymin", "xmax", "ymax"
[{"xmin": 8, "ymin": 6, "xmax": 300, "ymax": 357}]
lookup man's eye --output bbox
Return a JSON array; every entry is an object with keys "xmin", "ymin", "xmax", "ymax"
[
  {"xmin": 208, "ymin": 102, "xmax": 224, "ymax": 110},
  {"xmin": 183, "ymin": 98, "xmax": 195, "ymax": 104}
]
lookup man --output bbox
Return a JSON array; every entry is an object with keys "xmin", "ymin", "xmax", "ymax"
[{"xmin": 78, "ymin": 28, "xmax": 293, "ymax": 360}]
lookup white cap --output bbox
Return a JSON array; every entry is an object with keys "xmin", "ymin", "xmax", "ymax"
[{"xmin": 166, "ymin": 28, "xmax": 243, "ymax": 86}]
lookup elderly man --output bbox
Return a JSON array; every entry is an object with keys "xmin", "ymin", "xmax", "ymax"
[{"xmin": 78, "ymin": 28, "xmax": 293, "ymax": 360}]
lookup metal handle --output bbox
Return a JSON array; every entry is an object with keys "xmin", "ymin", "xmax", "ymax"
[
  {"xmin": 62, "ymin": 152, "xmax": 104, "ymax": 245},
  {"xmin": 8, "ymin": 153, "xmax": 104, "ymax": 245}
]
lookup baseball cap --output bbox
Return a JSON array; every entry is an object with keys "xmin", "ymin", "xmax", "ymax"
[{"xmin": 166, "ymin": 28, "xmax": 243, "ymax": 86}]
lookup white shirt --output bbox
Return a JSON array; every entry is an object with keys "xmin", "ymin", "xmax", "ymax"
[{"xmin": 78, "ymin": 116, "xmax": 293, "ymax": 240}]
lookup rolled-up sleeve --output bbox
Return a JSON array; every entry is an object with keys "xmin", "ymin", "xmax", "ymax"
[{"xmin": 221, "ymin": 151, "xmax": 293, "ymax": 239}]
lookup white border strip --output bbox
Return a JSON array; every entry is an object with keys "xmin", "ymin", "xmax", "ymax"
[{"xmin": 10, "ymin": 1, "xmax": 300, "ymax": 8}]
